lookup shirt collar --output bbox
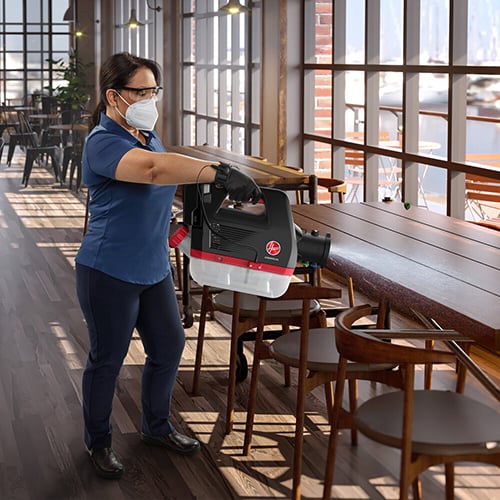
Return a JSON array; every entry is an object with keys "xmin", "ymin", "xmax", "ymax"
[{"xmin": 97, "ymin": 112, "xmax": 154, "ymax": 146}]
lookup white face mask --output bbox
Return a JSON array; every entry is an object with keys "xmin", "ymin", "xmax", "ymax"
[{"xmin": 116, "ymin": 93, "xmax": 159, "ymax": 131}]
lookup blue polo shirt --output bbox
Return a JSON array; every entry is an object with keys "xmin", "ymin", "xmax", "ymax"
[{"xmin": 76, "ymin": 113, "xmax": 176, "ymax": 284}]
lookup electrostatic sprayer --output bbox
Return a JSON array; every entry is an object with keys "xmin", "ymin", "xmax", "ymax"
[{"xmin": 169, "ymin": 184, "xmax": 332, "ymax": 298}]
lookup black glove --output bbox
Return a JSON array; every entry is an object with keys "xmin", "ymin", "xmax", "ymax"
[{"xmin": 212, "ymin": 162, "xmax": 262, "ymax": 204}]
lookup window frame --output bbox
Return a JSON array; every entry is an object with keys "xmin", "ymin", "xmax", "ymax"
[
  {"xmin": 180, "ymin": 1, "xmax": 260, "ymax": 155},
  {"xmin": 298, "ymin": 0, "xmax": 500, "ymax": 218}
]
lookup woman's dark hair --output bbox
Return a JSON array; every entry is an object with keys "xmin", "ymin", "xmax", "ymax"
[{"xmin": 90, "ymin": 52, "xmax": 161, "ymax": 130}]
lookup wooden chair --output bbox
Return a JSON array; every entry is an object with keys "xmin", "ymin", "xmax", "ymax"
[
  {"xmin": 316, "ymin": 177, "xmax": 347, "ymax": 203},
  {"xmin": 464, "ymin": 154, "xmax": 500, "ymax": 221},
  {"xmin": 465, "ymin": 173, "xmax": 500, "ymax": 221},
  {"xmin": 242, "ymin": 286, "xmax": 398, "ymax": 500},
  {"xmin": 193, "ymin": 283, "xmax": 339, "ymax": 435},
  {"xmin": 343, "ymin": 131, "xmax": 400, "ymax": 202},
  {"xmin": 276, "ymin": 167, "xmax": 346, "ymax": 205},
  {"xmin": 323, "ymin": 304, "xmax": 500, "ymax": 500},
  {"xmin": 191, "ymin": 170, "xmax": 373, "ymax": 437}
]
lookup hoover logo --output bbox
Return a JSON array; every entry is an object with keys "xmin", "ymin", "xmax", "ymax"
[{"xmin": 266, "ymin": 240, "xmax": 281, "ymax": 256}]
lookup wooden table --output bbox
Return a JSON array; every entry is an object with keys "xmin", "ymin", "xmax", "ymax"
[
  {"xmin": 291, "ymin": 201, "xmax": 500, "ymax": 352},
  {"xmin": 28, "ymin": 113, "xmax": 60, "ymax": 121},
  {"xmin": 49, "ymin": 123, "xmax": 89, "ymax": 132},
  {"xmin": 166, "ymin": 144, "xmax": 316, "ymax": 201}
]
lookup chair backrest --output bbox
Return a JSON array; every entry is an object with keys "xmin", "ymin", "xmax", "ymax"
[
  {"xmin": 72, "ymin": 129, "xmax": 86, "ymax": 154},
  {"xmin": 344, "ymin": 130, "xmax": 391, "ymax": 168},
  {"xmin": 0, "ymin": 103, "xmax": 19, "ymax": 130},
  {"xmin": 257, "ymin": 282, "xmax": 342, "ymax": 332},
  {"xmin": 465, "ymin": 155, "xmax": 500, "ymax": 202},
  {"xmin": 465, "ymin": 173, "xmax": 500, "ymax": 204},
  {"xmin": 41, "ymin": 95, "xmax": 59, "ymax": 114},
  {"xmin": 345, "ymin": 149, "xmax": 364, "ymax": 167},
  {"xmin": 0, "ymin": 103, "xmax": 10, "ymax": 126},
  {"xmin": 16, "ymin": 111, "xmax": 39, "ymax": 148},
  {"xmin": 61, "ymin": 108, "xmax": 82, "ymax": 124},
  {"xmin": 334, "ymin": 305, "xmax": 457, "ymax": 367}
]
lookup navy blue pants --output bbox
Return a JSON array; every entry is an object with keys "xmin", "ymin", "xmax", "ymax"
[{"xmin": 76, "ymin": 263, "xmax": 185, "ymax": 450}]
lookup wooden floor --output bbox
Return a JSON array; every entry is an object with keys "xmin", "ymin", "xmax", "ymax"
[{"xmin": 0, "ymin": 152, "xmax": 499, "ymax": 500}]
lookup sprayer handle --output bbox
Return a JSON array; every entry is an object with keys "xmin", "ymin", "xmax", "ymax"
[{"xmin": 212, "ymin": 162, "xmax": 262, "ymax": 204}]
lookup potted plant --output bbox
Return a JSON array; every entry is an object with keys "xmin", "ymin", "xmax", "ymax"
[{"xmin": 45, "ymin": 49, "xmax": 93, "ymax": 113}]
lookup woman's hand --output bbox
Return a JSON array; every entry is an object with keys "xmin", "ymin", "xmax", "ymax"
[{"xmin": 213, "ymin": 162, "xmax": 262, "ymax": 203}]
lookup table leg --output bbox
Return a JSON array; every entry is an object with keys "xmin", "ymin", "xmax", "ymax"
[{"xmin": 418, "ymin": 164, "xmax": 429, "ymax": 209}]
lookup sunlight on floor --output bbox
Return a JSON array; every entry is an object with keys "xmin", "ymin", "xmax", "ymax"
[
  {"xmin": 36, "ymin": 241, "xmax": 80, "ymax": 267},
  {"xmin": 221, "ymin": 466, "xmax": 289, "ymax": 498},
  {"xmin": 329, "ymin": 484, "xmax": 371, "ymax": 499},
  {"xmin": 369, "ymin": 475, "xmax": 400, "ymax": 499},
  {"xmin": 3, "ymin": 189, "xmax": 85, "ymax": 229},
  {"xmin": 50, "ymin": 321, "xmax": 83, "ymax": 370}
]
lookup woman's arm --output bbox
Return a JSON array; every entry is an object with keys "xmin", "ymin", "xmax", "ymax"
[
  {"xmin": 115, "ymin": 148, "xmax": 217, "ymax": 185},
  {"xmin": 114, "ymin": 147, "xmax": 262, "ymax": 203}
]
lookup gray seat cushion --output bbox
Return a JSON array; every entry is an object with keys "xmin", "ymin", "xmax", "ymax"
[
  {"xmin": 355, "ymin": 389, "xmax": 500, "ymax": 455},
  {"xmin": 213, "ymin": 290, "xmax": 322, "ymax": 318}
]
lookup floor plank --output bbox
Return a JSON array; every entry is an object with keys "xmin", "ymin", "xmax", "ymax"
[{"xmin": 0, "ymin": 151, "xmax": 498, "ymax": 499}]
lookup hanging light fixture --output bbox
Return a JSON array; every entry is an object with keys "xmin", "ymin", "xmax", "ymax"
[
  {"xmin": 123, "ymin": 1, "xmax": 161, "ymax": 29},
  {"xmin": 63, "ymin": 6, "xmax": 73, "ymax": 21},
  {"xmin": 63, "ymin": 0, "xmax": 74, "ymax": 21},
  {"xmin": 124, "ymin": 8, "xmax": 145, "ymax": 29},
  {"xmin": 219, "ymin": 0, "xmax": 249, "ymax": 15}
]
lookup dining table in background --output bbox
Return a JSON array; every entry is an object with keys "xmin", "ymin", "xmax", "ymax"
[
  {"xmin": 48, "ymin": 123, "xmax": 90, "ymax": 133},
  {"xmin": 48, "ymin": 122, "xmax": 90, "ymax": 150},
  {"xmin": 28, "ymin": 112, "xmax": 60, "ymax": 125}
]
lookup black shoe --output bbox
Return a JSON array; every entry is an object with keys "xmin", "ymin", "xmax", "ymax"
[
  {"xmin": 88, "ymin": 447, "xmax": 124, "ymax": 479},
  {"xmin": 141, "ymin": 430, "xmax": 201, "ymax": 456}
]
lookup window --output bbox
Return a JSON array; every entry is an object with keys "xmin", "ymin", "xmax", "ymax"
[
  {"xmin": 180, "ymin": 1, "xmax": 260, "ymax": 155},
  {"xmin": 301, "ymin": 0, "xmax": 500, "ymax": 219},
  {"xmin": 113, "ymin": 0, "xmax": 161, "ymax": 61},
  {"xmin": 0, "ymin": 0, "xmax": 71, "ymax": 106}
]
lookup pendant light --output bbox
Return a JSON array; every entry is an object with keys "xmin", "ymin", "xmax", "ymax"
[
  {"xmin": 63, "ymin": 5, "xmax": 74, "ymax": 21},
  {"xmin": 123, "ymin": 1, "xmax": 162, "ymax": 29},
  {"xmin": 124, "ymin": 9, "xmax": 145, "ymax": 28},
  {"xmin": 219, "ymin": 0, "xmax": 249, "ymax": 15}
]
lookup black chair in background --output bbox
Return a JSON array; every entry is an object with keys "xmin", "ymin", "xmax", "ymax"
[
  {"xmin": 11, "ymin": 111, "xmax": 62, "ymax": 187},
  {"xmin": 41, "ymin": 95, "xmax": 59, "ymax": 115},
  {"xmin": 60, "ymin": 108, "xmax": 82, "ymax": 146},
  {"xmin": 0, "ymin": 103, "xmax": 20, "ymax": 164},
  {"xmin": 37, "ymin": 96, "xmax": 62, "ymax": 148},
  {"xmin": 61, "ymin": 124, "xmax": 87, "ymax": 191}
]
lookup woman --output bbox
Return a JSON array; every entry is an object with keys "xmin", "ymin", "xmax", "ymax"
[{"xmin": 75, "ymin": 52, "xmax": 261, "ymax": 479}]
